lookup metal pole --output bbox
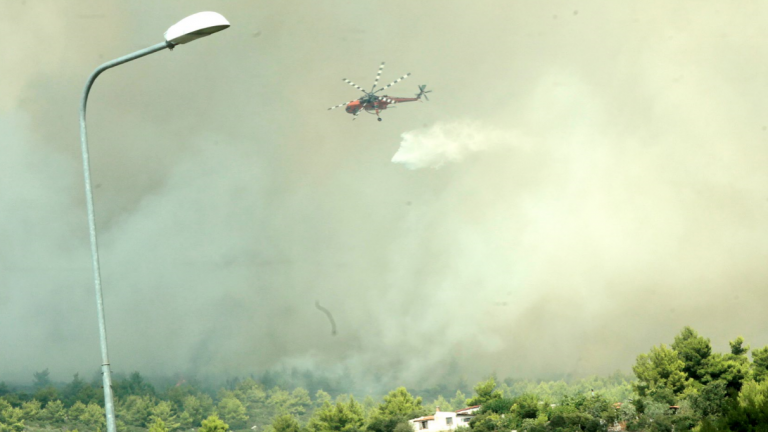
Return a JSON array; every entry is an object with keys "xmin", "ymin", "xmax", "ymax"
[{"xmin": 79, "ymin": 41, "xmax": 171, "ymax": 432}]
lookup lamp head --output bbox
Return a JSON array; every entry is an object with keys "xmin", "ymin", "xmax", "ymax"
[{"xmin": 164, "ymin": 11, "xmax": 230, "ymax": 46}]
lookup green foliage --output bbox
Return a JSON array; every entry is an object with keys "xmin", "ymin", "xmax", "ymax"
[
  {"xmin": 671, "ymin": 327, "xmax": 712, "ymax": 383},
  {"xmin": 116, "ymin": 394, "xmax": 155, "ymax": 427},
  {"xmin": 218, "ymin": 395, "xmax": 248, "ymax": 429},
  {"xmin": 752, "ymin": 346, "xmax": 768, "ymax": 383},
  {"xmin": 149, "ymin": 418, "xmax": 169, "ymax": 432},
  {"xmin": 114, "ymin": 372, "xmax": 156, "ymax": 400},
  {"xmin": 79, "ymin": 402, "xmax": 106, "ymax": 430},
  {"xmin": 450, "ymin": 391, "xmax": 467, "ymax": 410},
  {"xmin": 699, "ymin": 352, "xmax": 749, "ymax": 394},
  {"xmin": 33, "ymin": 386, "xmax": 60, "ymax": 407},
  {"xmin": 468, "ymin": 412, "xmax": 515, "ymax": 432},
  {"xmin": 367, "ymin": 387, "xmax": 425, "ymax": 432},
  {"xmin": 510, "ymin": 394, "xmax": 541, "ymax": 420},
  {"xmin": 466, "ymin": 377, "xmax": 502, "ymax": 406},
  {"xmin": 393, "ymin": 422, "xmax": 414, "ymax": 432},
  {"xmin": 690, "ymin": 380, "xmax": 727, "ymax": 418},
  {"xmin": 41, "ymin": 399, "xmax": 66, "ymax": 424},
  {"xmin": 178, "ymin": 394, "xmax": 215, "ymax": 429},
  {"xmin": 500, "ymin": 373, "xmax": 635, "ymax": 404},
  {"xmin": 267, "ymin": 387, "xmax": 312, "ymax": 418},
  {"xmin": 377, "ymin": 387, "xmax": 425, "ymax": 418},
  {"xmin": 633, "ymin": 344, "xmax": 689, "ymax": 403},
  {"xmin": 478, "ymin": 397, "xmax": 514, "ymax": 414},
  {"xmin": 20, "ymin": 399, "xmax": 41, "ymax": 421},
  {"xmin": 729, "ymin": 336, "xmax": 750, "ymax": 357},
  {"xmin": 307, "ymin": 397, "xmax": 365, "ymax": 432},
  {"xmin": 69, "ymin": 401, "xmax": 87, "ymax": 422},
  {"xmin": 33, "ymin": 369, "xmax": 52, "ymax": 390},
  {"xmin": 424, "ymin": 395, "xmax": 452, "ymax": 413},
  {"xmin": 63, "ymin": 374, "xmax": 100, "ymax": 407},
  {"xmin": 150, "ymin": 400, "xmax": 180, "ymax": 431},
  {"xmin": 200, "ymin": 414, "xmax": 230, "ymax": 432},
  {"xmin": 314, "ymin": 390, "xmax": 332, "ymax": 408},
  {"xmin": 271, "ymin": 414, "xmax": 300, "ymax": 432},
  {"xmin": 7, "ymin": 326, "xmax": 768, "ymax": 432},
  {"xmin": 0, "ymin": 405, "xmax": 25, "ymax": 432},
  {"xmin": 722, "ymin": 379, "xmax": 768, "ymax": 430}
]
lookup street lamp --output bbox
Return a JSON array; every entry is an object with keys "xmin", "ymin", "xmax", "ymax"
[{"xmin": 78, "ymin": 12, "xmax": 230, "ymax": 432}]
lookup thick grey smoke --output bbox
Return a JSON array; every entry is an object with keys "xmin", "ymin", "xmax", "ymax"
[{"xmin": 2, "ymin": 0, "xmax": 768, "ymax": 391}]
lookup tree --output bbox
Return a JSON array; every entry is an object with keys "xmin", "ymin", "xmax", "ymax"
[
  {"xmin": 117, "ymin": 394, "xmax": 155, "ymax": 427},
  {"xmin": 149, "ymin": 418, "xmax": 169, "ymax": 432},
  {"xmin": 699, "ymin": 352, "xmax": 749, "ymax": 394},
  {"xmin": 753, "ymin": 346, "xmax": 768, "ymax": 383},
  {"xmin": 150, "ymin": 400, "xmax": 180, "ymax": 431},
  {"xmin": 80, "ymin": 403, "xmax": 106, "ymax": 430},
  {"xmin": 671, "ymin": 327, "xmax": 711, "ymax": 382},
  {"xmin": 34, "ymin": 386, "xmax": 60, "ymax": 407},
  {"xmin": 690, "ymin": 381, "xmax": 727, "ymax": 418},
  {"xmin": 314, "ymin": 390, "xmax": 332, "ymax": 408},
  {"xmin": 729, "ymin": 336, "xmax": 750, "ymax": 357},
  {"xmin": 510, "ymin": 394, "xmax": 541, "ymax": 421},
  {"xmin": 377, "ymin": 387, "xmax": 425, "ymax": 418},
  {"xmin": 179, "ymin": 395, "xmax": 214, "ymax": 429},
  {"xmin": 632, "ymin": 344, "xmax": 689, "ymax": 403},
  {"xmin": 425, "ymin": 395, "xmax": 453, "ymax": 413},
  {"xmin": 468, "ymin": 412, "xmax": 515, "ymax": 432},
  {"xmin": 393, "ymin": 422, "xmax": 414, "ymax": 432},
  {"xmin": 33, "ymin": 369, "xmax": 52, "ymax": 390},
  {"xmin": 69, "ymin": 401, "xmax": 87, "ymax": 422},
  {"xmin": 200, "ymin": 414, "xmax": 229, "ymax": 432},
  {"xmin": 20, "ymin": 400, "xmax": 41, "ymax": 422},
  {"xmin": 41, "ymin": 400, "xmax": 66, "ymax": 424},
  {"xmin": 0, "ymin": 406, "xmax": 25, "ymax": 432},
  {"xmin": 218, "ymin": 396, "xmax": 248, "ymax": 429},
  {"xmin": 63, "ymin": 374, "xmax": 100, "ymax": 407},
  {"xmin": 271, "ymin": 414, "xmax": 300, "ymax": 432},
  {"xmin": 114, "ymin": 372, "xmax": 156, "ymax": 399},
  {"xmin": 307, "ymin": 397, "xmax": 365, "ymax": 432},
  {"xmin": 367, "ymin": 388, "xmax": 425, "ymax": 432},
  {"xmin": 450, "ymin": 391, "xmax": 467, "ymax": 410},
  {"xmin": 466, "ymin": 377, "xmax": 503, "ymax": 406},
  {"xmin": 725, "ymin": 379, "xmax": 768, "ymax": 429}
]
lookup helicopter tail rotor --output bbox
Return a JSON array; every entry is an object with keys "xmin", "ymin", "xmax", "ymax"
[{"xmin": 416, "ymin": 85, "xmax": 432, "ymax": 101}]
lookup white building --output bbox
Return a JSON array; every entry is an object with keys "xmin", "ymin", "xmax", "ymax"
[{"xmin": 409, "ymin": 406, "xmax": 480, "ymax": 432}]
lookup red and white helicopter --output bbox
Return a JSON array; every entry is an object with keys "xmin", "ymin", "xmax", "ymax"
[{"xmin": 328, "ymin": 62, "xmax": 431, "ymax": 121}]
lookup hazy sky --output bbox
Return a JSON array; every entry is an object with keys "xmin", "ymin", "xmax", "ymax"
[{"xmin": 2, "ymin": 1, "xmax": 768, "ymax": 390}]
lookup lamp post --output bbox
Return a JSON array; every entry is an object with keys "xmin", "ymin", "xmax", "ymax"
[{"xmin": 78, "ymin": 12, "xmax": 230, "ymax": 432}]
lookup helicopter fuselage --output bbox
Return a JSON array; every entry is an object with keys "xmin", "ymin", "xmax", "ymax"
[{"xmin": 345, "ymin": 96, "xmax": 420, "ymax": 115}]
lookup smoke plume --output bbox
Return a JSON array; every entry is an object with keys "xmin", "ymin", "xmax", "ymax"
[{"xmin": 1, "ymin": 1, "xmax": 768, "ymax": 392}]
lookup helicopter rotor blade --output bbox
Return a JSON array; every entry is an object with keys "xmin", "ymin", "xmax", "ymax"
[
  {"xmin": 342, "ymin": 78, "xmax": 368, "ymax": 94},
  {"xmin": 416, "ymin": 85, "xmax": 432, "ymax": 101},
  {"xmin": 328, "ymin": 100, "xmax": 357, "ymax": 111},
  {"xmin": 374, "ymin": 73, "xmax": 411, "ymax": 93},
  {"xmin": 370, "ymin": 62, "xmax": 385, "ymax": 92},
  {"xmin": 352, "ymin": 106, "xmax": 364, "ymax": 120}
]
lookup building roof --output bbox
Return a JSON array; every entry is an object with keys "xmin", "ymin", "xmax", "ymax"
[
  {"xmin": 455, "ymin": 406, "xmax": 481, "ymax": 414},
  {"xmin": 411, "ymin": 416, "xmax": 435, "ymax": 422}
]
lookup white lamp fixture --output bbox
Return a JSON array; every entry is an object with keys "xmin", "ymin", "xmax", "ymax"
[{"xmin": 165, "ymin": 11, "xmax": 230, "ymax": 46}]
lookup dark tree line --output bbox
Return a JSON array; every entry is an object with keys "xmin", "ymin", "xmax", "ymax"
[{"xmin": 2, "ymin": 327, "xmax": 767, "ymax": 432}]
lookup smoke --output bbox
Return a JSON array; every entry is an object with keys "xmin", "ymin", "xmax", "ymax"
[
  {"xmin": 391, "ymin": 121, "xmax": 517, "ymax": 170},
  {"xmin": 2, "ymin": 0, "xmax": 768, "ymax": 392}
]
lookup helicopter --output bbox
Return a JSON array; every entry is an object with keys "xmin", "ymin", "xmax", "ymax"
[{"xmin": 327, "ymin": 62, "xmax": 431, "ymax": 121}]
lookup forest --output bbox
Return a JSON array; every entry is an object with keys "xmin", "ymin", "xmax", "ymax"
[{"xmin": 1, "ymin": 327, "xmax": 767, "ymax": 432}]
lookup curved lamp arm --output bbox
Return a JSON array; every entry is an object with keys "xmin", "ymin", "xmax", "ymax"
[{"xmin": 78, "ymin": 40, "xmax": 170, "ymax": 432}]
